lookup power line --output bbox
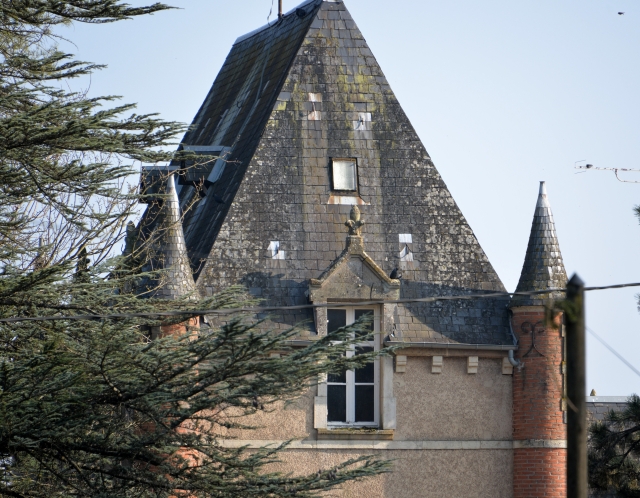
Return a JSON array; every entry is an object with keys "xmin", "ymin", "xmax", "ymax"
[
  {"xmin": 1, "ymin": 288, "xmax": 562, "ymax": 323},
  {"xmin": 1, "ymin": 281, "xmax": 639, "ymax": 323},
  {"xmin": 587, "ymin": 327, "xmax": 640, "ymax": 379},
  {"xmin": 585, "ymin": 282, "xmax": 640, "ymax": 291}
]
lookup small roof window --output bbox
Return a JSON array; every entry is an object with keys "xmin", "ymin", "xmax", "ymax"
[{"xmin": 331, "ymin": 159, "xmax": 357, "ymax": 191}]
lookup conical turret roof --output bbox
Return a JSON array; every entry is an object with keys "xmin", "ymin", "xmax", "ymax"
[
  {"xmin": 145, "ymin": 174, "xmax": 198, "ymax": 300},
  {"xmin": 512, "ymin": 182, "xmax": 567, "ymax": 306}
]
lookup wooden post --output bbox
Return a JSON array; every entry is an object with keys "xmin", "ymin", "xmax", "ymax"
[{"xmin": 566, "ymin": 273, "xmax": 587, "ymax": 498}]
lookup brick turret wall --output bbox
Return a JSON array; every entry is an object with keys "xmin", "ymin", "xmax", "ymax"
[
  {"xmin": 159, "ymin": 317, "xmax": 199, "ymax": 338},
  {"xmin": 512, "ymin": 307, "xmax": 566, "ymax": 498}
]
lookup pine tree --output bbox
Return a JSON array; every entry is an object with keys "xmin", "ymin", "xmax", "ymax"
[
  {"xmin": 0, "ymin": 2, "xmax": 389, "ymax": 496},
  {"xmin": 588, "ymin": 207, "xmax": 640, "ymax": 497},
  {"xmin": 589, "ymin": 395, "xmax": 640, "ymax": 497}
]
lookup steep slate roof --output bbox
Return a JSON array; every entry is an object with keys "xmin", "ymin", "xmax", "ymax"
[
  {"xmin": 511, "ymin": 182, "xmax": 567, "ymax": 307},
  {"xmin": 154, "ymin": 0, "xmax": 512, "ymax": 345},
  {"xmin": 140, "ymin": 175, "xmax": 198, "ymax": 300},
  {"xmin": 178, "ymin": 1, "xmax": 323, "ymax": 267}
]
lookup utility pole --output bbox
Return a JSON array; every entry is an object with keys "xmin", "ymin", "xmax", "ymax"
[
  {"xmin": 279, "ymin": 0, "xmax": 283, "ymax": 19},
  {"xmin": 566, "ymin": 273, "xmax": 587, "ymax": 498}
]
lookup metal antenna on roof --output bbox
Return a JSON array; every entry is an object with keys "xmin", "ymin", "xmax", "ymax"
[
  {"xmin": 574, "ymin": 162, "xmax": 640, "ymax": 183},
  {"xmin": 279, "ymin": 0, "xmax": 283, "ymax": 19}
]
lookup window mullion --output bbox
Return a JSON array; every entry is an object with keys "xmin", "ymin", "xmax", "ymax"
[
  {"xmin": 346, "ymin": 307, "xmax": 354, "ymax": 424},
  {"xmin": 346, "ymin": 368, "xmax": 355, "ymax": 423}
]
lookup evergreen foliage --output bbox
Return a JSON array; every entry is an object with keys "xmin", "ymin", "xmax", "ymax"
[
  {"xmin": 0, "ymin": 2, "xmax": 389, "ymax": 496},
  {"xmin": 589, "ymin": 395, "xmax": 640, "ymax": 497},
  {"xmin": 587, "ymin": 204, "xmax": 640, "ymax": 496}
]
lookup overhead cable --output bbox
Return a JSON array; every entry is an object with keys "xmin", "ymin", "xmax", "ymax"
[
  {"xmin": 1, "ymin": 281, "xmax": 639, "ymax": 323},
  {"xmin": 587, "ymin": 327, "xmax": 640, "ymax": 379}
]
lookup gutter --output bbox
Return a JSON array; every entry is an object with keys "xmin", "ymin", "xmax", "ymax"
[
  {"xmin": 282, "ymin": 339, "xmax": 320, "ymax": 347},
  {"xmin": 586, "ymin": 396, "xmax": 629, "ymax": 403},
  {"xmin": 507, "ymin": 310, "xmax": 523, "ymax": 368},
  {"xmin": 383, "ymin": 341, "xmax": 517, "ymax": 351},
  {"xmin": 283, "ymin": 340, "xmax": 518, "ymax": 352}
]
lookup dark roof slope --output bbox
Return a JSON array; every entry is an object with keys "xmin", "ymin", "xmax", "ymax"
[
  {"xmin": 511, "ymin": 181, "xmax": 567, "ymax": 306},
  {"xmin": 178, "ymin": 1, "xmax": 323, "ymax": 271}
]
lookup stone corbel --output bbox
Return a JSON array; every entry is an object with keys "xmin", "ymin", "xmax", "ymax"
[
  {"xmin": 467, "ymin": 356, "xmax": 479, "ymax": 374},
  {"xmin": 502, "ymin": 357, "xmax": 514, "ymax": 375},
  {"xmin": 432, "ymin": 355, "xmax": 443, "ymax": 374},
  {"xmin": 395, "ymin": 355, "xmax": 407, "ymax": 373}
]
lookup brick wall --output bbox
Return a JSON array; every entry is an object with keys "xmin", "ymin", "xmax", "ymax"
[
  {"xmin": 513, "ymin": 449, "xmax": 566, "ymax": 497},
  {"xmin": 512, "ymin": 307, "xmax": 566, "ymax": 497},
  {"xmin": 158, "ymin": 317, "xmax": 199, "ymax": 338}
]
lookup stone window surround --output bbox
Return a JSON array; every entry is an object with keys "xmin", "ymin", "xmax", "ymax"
[
  {"xmin": 315, "ymin": 305, "xmax": 397, "ymax": 436},
  {"xmin": 324, "ymin": 306, "xmax": 379, "ymax": 428}
]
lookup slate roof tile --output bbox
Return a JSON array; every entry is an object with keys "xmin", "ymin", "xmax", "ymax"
[
  {"xmin": 138, "ymin": 175, "xmax": 198, "ymax": 300},
  {"xmin": 511, "ymin": 181, "xmax": 567, "ymax": 307}
]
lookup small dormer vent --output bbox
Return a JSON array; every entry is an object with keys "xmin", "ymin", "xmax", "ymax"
[
  {"xmin": 174, "ymin": 145, "xmax": 231, "ymax": 189},
  {"xmin": 398, "ymin": 234, "xmax": 413, "ymax": 263},
  {"xmin": 269, "ymin": 241, "xmax": 285, "ymax": 260},
  {"xmin": 308, "ymin": 93, "xmax": 322, "ymax": 121}
]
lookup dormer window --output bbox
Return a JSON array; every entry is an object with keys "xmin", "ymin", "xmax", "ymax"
[{"xmin": 331, "ymin": 159, "xmax": 357, "ymax": 191}]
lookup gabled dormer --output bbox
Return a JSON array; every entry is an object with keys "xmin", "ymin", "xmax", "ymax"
[{"xmin": 309, "ymin": 206, "xmax": 400, "ymax": 337}]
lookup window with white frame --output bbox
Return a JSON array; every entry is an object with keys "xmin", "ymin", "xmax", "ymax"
[
  {"xmin": 331, "ymin": 159, "xmax": 358, "ymax": 191},
  {"xmin": 326, "ymin": 307, "xmax": 379, "ymax": 426}
]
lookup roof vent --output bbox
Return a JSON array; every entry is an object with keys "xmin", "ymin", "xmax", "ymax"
[{"xmin": 269, "ymin": 241, "xmax": 285, "ymax": 260}]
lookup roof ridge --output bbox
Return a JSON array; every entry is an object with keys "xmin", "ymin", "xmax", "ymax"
[{"xmin": 234, "ymin": 0, "xmax": 322, "ymax": 45}]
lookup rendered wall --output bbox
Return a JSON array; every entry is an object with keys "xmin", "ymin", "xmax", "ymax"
[
  {"xmin": 216, "ymin": 356, "xmax": 514, "ymax": 497},
  {"xmin": 269, "ymin": 449, "xmax": 513, "ymax": 498},
  {"xmin": 395, "ymin": 356, "xmax": 512, "ymax": 441}
]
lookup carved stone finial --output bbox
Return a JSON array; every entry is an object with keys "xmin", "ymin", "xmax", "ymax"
[
  {"xmin": 123, "ymin": 221, "xmax": 137, "ymax": 257},
  {"xmin": 350, "ymin": 205, "xmax": 360, "ymax": 222},
  {"xmin": 345, "ymin": 205, "xmax": 365, "ymax": 235}
]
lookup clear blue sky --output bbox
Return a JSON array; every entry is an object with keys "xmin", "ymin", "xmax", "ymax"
[{"xmin": 61, "ymin": 0, "xmax": 640, "ymax": 396}]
